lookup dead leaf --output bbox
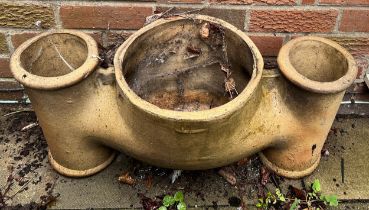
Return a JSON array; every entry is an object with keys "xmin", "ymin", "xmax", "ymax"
[
  {"xmin": 145, "ymin": 175, "xmax": 153, "ymax": 189},
  {"xmin": 145, "ymin": 13, "xmax": 163, "ymax": 26},
  {"xmin": 138, "ymin": 193, "xmax": 161, "ymax": 210},
  {"xmin": 200, "ymin": 23, "xmax": 210, "ymax": 39},
  {"xmin": 144, "ymin": 8, "xmax": 175, "ymax": 26},
  {"xmin": 218, "ymin": 166, "xmax": 237, "ymax": 185},
  {"xmin": 237, "ymin": 157, "xmax": 249, "ymax": 166},
  {"xmin": 118, "ymin": 172, "xmax": 136, "ymax": 185},
  {"xmin": 224, "ymin": 77, "xmax": 238, "ymax": 98},
  {"xmin": 260, "ymin": 166, "xmax": 270, "ymax": 186},
  {"xmin": 186, "ymin": 45, "xmax": 201, "ymax": 55},
  {"xmin": 289, "ymin": 185, "xmax": 307, "ymax": 200},
  {"xmin": 184, "ymin": 45, "xmax": 202, "ymax": 60}
]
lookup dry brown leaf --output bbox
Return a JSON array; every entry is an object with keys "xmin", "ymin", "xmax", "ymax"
[
  {"xmin": 218, "ymin": 167, "xmax": 237, "ymax": 185},
  {"xmin": 224, "ymin": 77, "xmax": 238, "ymax": 98},
  {"xmin": 118, "ymin": 172, "xmax": 136, "ymax": 185},
  {"xmin": 260, "ymin": 166, "xmax": 270, "ymax": 186},
  {"xmin": 200, "ymin": 23, "xmax": 210, "ymax": 39},
  {"xmin": 186, "ymin": 45, "xmax": 202, "ymax": 55},
  {"xmin": 145, "ymin": 175, "xmax": 153, "ymax": 189},
  {"xmin": 237, "ymin": 157, "xmax": 249, "ymax": 166}
]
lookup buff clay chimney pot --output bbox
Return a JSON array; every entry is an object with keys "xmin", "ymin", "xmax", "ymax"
[{"xmin": 10, "ymin": 15, "xmax": 357, "ymax": 178}]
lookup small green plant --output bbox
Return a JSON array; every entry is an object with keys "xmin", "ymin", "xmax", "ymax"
[
  {"xmin": 256, "ymin": 179, "xmax": 338, "ymax": 210},
  {"xmin": 159, "ymin": 191, "xmax": 187, "ymax": 210}
]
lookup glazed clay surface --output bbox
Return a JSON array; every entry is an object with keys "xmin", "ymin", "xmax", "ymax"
[{"xmin": 10, "ymin": 15, "xmax": 357, "ymax": 178}]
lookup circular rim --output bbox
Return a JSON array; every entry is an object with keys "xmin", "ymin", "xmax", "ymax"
[
  {"xmin": 277, "ymin": 36, "xmax": 357, "ymax": 94},
  {"xmin": 259, "ymin": 152, "xmax": 321, "ymax": 179},
  {"xmin": 114, "ymin": 15, "xmax": 264, "ymax": 121},
  {"xmin": 48, "ymin": 150, "xmax": 116, "ymax": 177},
  {"xmin": 10, "ymin": 30, "xmax": 100, "ymax": 90}
]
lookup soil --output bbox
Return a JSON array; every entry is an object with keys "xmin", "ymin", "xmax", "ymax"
[{"xmin": 0, "ymin": 106, "xmax": 59, "ymax": 209}]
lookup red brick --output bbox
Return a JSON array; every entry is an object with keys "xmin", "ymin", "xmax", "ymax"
[
  {"xmin": 0, "ymin": 2, "xmax": 55, "ymax": 29},
  {"xmin": 11, "ymin": 32, "xmax": 39, "ymax": 49},
  {"xmin": 340, "ymin": 10, "xmax": 369, "ymax": 32},
  {"xmin": 0, "ymin": 80, "xmax": 24, "ymax": 100},
  {"xmin": 0, "ymin": 58, "xmax": 12, "ymax": 78},
  {"xmin": 301, "ymin": 0, "xmax": 315, "ymax": 4},
  {"xmin": 60, "ymin": 5, "xmax": 153, "ymax": 30},
  {"xmin": 86, "ymin": 32, "xmax": 103, "ymax": 46},
  {"xmin": 327, "ymin": 37, "xmax": 369, "ymax": 57},
  {"xmin": 209, "ymin": 0, "xmax": 295, "ymax": 5},
  {"xmin": 322, "ymin": 37, "xmax": 369, "ymax": 80},
  {"xmin": 312, "ymin": 36, "xmax": 369, "ymax": 81},
  {"xmin": 346, "ymin": 82, "xmax": 368, "ymax": 94},
  {"xmin": 157, "ymin": 0, "xmax": 203, "ymax": 3},
  {"xmin": 0, "ymin": 91, "xmax": 24, "ymax": 100},
  {"xmin": 0, "ymin": 33, "xmax": 9, "ymax": 54},
  {"xmin": 320, "ymin": 0, "xmax": 369, "ymax": 5},
  {"xmin": 0, "ymin": 80, "xmax": 22, "ymax": 90},
  {"xmin": 355, "ymin": 57, "xmax": 369, "ymax": 80},
  {"xmin": 249, "ymin": 10, "xmax": 338, "ymax": 33},
  {"xmin": 249, "ymin": 35, "xmax": 283, "ymax": 56},
  {"xmin": 157, "ymin": 7, "xmax": 246, "ymax": 30}
]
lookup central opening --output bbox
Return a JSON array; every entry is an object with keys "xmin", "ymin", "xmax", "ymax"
[
  {"xmin": 20, "ymin": 33, "xmax": 88, "ymax": 77},
  {"xmin": 122, "ymin": 19, "xmax": 255, "ymax": 111},
  {"xmin": 289, "ymin": 40, "xmax": 348, "ymax": 82}
]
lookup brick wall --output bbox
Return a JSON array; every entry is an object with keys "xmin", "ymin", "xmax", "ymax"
[{"xmin": 0, "ymin": 0, "xmax": 368, "ymax": 102}]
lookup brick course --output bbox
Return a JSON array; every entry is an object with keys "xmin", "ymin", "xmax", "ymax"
[
  {"xmin": 158, "ymin": 0, "xmax": 203, "ymax": 3},
  {"xmin": 0, "ymin": 0, "xmax": 368, "ymax": 101},
  {"xmin": 320, "ymin": 0, "xmax": 369, "ymax": 5},
  {"xmin": 11, "ymin": 32, "xmax": 40, "ymax": 49},
  {"xmin": 249, "ymin": 10, "xmax": 338, "ymax": 33},
  {"xmin": 301, "ymin": 0, "xmax": 315, "ymax": 4},
  {"xmin": 0, "ymin": 80, "xmax": 24, "ymax": 101},
  {"xmin": 0, "ymin": 58, "xmax": 11, "ymax": 78},
  {"xmin": 60, "ymin": 5, "xmax": 152, "ymax": 30},
  {"xmin": 340, "ymin": 10, "xmax": 369, "ymax": 32},
  {"xmin": 0, "ymin": 33, "xmax": 8, "ymax": 54},
  {"xmin": 0, "ymin": 2, "xmax": 55, "ymax": 29},
  {"xmin": 157, "ymin": 7, "xmax": 246, "ymax": 29},
  {"xmin": 249, "ymin": 35, "xmax": 284, "ymax": 56},
  {"xmin": 209, "ymin": 0, "xmax": 296, "ymax": 5}
]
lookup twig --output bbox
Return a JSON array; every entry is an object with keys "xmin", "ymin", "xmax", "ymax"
[
  {"xmin": 91, "ymin": 55, "xmax": 104, "ymax": 61},
  {"xmin": 6, "ymin": 179, "xmax": 31, "ymax": 200},
  {"xmin": 3, "ymin": 109, "xmax": 34, "ymax": 117},
  {"xmin": 172, "ymin": 8, "xmax": 204, "ymax": 16},
  {"xmin": 2, "ymin": 181, "xmax": 13, "ymax": 199},
  {"xmin": 49, "ymin": 40, "xmax": 75, "ymax": 71},
  {"xmin": 145, "ymin": 7, "xmax": 175, "ymax": 25},
  {"xmin": 171, "ymin": 170, "xmax": 182, "ymax": 184},
  {"xmin": 161, "ymin": 7, "xmax": 175, "ymax": 17},
  {"xmin": 21, "ymin": 122, "xmax": 39, "ymax": 131}
]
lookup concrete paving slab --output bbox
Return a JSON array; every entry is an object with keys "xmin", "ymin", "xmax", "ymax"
[
  {"xmin": 0, "ymin": 107, "xmax": 369, "ymax": 209},
  {"xmin": 270, "ymin": 117, "xmax": 369, "ymax": 201},
  {"xmin": 306, "ymin": 117, "xmax": 369, "ymax": 200}
]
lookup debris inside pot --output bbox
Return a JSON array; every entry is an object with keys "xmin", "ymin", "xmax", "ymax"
[{"xmin": 123, "ymin": 18, "xmax": 253, "ymax": 111}]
